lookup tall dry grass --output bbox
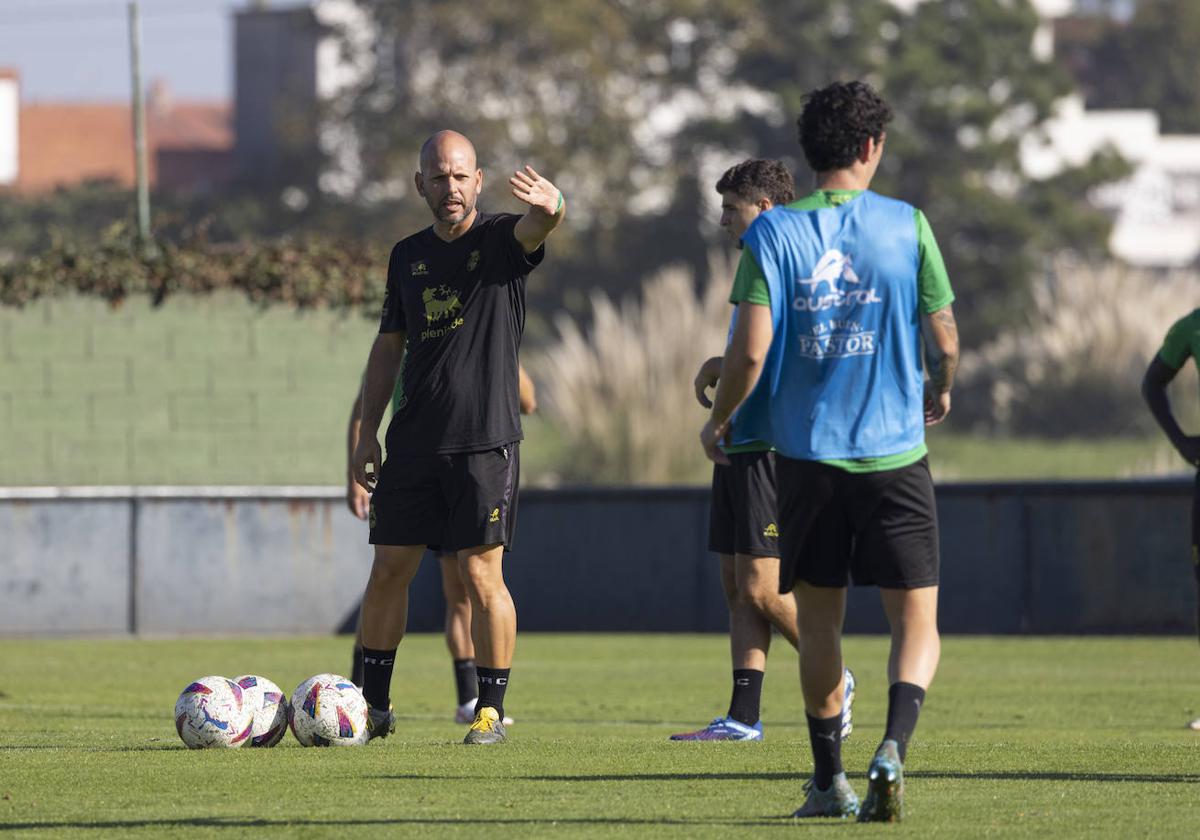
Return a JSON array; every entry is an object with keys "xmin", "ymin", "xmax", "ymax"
[
  {"xmin": 957, "ymin": 258, "xmax": 1199, "ymax": 439},
  {"xmin": 531, "ymin": 255, "xmax": 734, "ymax": 485},
  {"xmin": 532, "ymin": 254, "xmax": 1197, "ymax": 485}
]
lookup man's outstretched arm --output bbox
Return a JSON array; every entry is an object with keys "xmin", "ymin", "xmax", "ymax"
[{"xmin": 1143, "ymin": 356, "xmax": 1200, "ymax": 467}]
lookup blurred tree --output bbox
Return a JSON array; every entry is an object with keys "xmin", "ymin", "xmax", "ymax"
[
  {"xmin": 4, "ymin": 0, "xmax": 1125, "ymax": 351},
  {"xmin": 727, "ymin": 0, "xmax": 1126, "ymax": 342},
  {"xmin": 1076, "ymin": 0, "xmax": 1200, "ymax": 133},
  {"xmin": 336, "ymin": 0, "xmax": 1123, "ymax": 343}
]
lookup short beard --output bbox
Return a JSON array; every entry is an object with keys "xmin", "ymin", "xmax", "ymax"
[{"xmin": 433, "ymin": 200, "xmax": 472, "ymax": 224}]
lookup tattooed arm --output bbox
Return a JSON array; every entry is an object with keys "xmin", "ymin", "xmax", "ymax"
[{"xmin": 921, "ymin": 304, "xmax": 959, "ymax": 425}]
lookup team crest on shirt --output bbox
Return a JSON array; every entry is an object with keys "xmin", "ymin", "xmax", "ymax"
[
  {"xmin": 762, "ymin": 522, "xmax": 779, "ymax": 538},
  {"xmin": 466, "ymin": 250, "xmax": 480, "ymax": 272},
  {"xmin": 411, "ymin": 260, "xmax": 429, "ymax": 276}
]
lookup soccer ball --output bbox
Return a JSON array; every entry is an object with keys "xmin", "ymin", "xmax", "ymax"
[
  {"xmin": 174, "ymin": 676, "xmax": 253, "ymax": 749},
  {"xmin": 288, "ymin": 673, "xmax": 370, "ymax": 747},
  {"xmin": 233, "ymin": 675, "xmax": 288, "ymax": 748}
]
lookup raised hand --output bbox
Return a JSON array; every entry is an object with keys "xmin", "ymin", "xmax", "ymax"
[{"xmin": 510, "ymin": 165, "xmax": 561, "ymax": 216}]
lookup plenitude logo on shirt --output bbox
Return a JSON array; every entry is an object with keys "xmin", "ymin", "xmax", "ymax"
[{"xmin": 792, "ymin": 249, "xmax": 882, "ymax": 313}]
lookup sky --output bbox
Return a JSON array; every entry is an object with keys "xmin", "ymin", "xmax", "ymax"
[{"xmin": 0, "ymin": 0, "xmax": 301, "ymax": 102}]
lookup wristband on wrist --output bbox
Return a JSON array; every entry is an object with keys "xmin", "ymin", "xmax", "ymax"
[{"xmin": 554, "ymin": 191, "xmax": 564, "ymax": 214}]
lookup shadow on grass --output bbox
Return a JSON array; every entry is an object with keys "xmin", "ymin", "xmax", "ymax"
[
  {"xmin": 0, "ymin": 745, "xmax": 176, "ymax": 752},
  {"xmin": 376, "ymin": 770, "xmax": 1200, "ymax": 784},
  {"xmin": 0, "ymin": 815, "xmax": 828, "ymax": 832}
]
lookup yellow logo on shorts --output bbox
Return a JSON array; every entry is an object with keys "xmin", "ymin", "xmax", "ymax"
[
  {"xmin": 488, "ymin": 507, "xmax": 501, "ymax": 524},
  {"xmin": 369, "ymin": 502, "xmax": 376, "ymax": 530},
  {"xmin": 763, "ymin": 522, "xmax": 779, "ymax": 538}
]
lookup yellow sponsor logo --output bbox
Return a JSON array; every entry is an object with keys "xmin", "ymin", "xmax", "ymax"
[
  {"xmin": 763, "ymin": 522, "xmax": 779, "ymax": 538},
  {"xmin": 488, "ymin": 507, "xmax": 501, "ymax": 524},
  {"xmin": 422, "ymin": 285, "xmax": 462, "ymax": 325}
]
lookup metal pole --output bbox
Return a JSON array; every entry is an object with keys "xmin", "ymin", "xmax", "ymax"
[
  {"xmin": 128, "ymin": 496, "xmax": 141, "ymax": 636},
  {"xmin": 128, "ymin": 2, "xmax": 151, "ymax": 248}
]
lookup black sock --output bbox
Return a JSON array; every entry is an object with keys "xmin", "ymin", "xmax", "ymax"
[
  {"xmin": 806, "ymin": 712, "xmax": 843, "ymax": 790},
  {"xmin": 727, "ymin": 669, "xmax": 764, "ymax": 726},
  {"xmin": 476, "ymin": 667, "xmax": 510, "ymax": 720},
  {"xmin": 360, "ymin": 647, "xmax": 396, "ymax": 711},
  {"xmin": 351, "ymin": 645, "xmax": 364, "ymax": 688},
  {"xmin": 883, "ymin": 681, "xmax": 927, "ymax": 762},
  {"xmin": 453, "ymin": 658, "xmax": 477, "ymax": 706}
]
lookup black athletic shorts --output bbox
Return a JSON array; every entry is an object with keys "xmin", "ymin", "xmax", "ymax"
[
  {"xmin": 369, "ymin": 443, "xmax": 519, "ymax": 552},
  {"xmin": 708, "ymin": 450, "xmax": 780, "ymax": 557},
  {"xmin": 775, "ymin": 455, "xmax": 939, "ymax": 592}
]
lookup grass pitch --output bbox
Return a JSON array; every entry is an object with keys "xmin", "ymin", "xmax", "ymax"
[{"xmin": 1, "ymin": 634, "xmax": 1198, "ymax": 838}]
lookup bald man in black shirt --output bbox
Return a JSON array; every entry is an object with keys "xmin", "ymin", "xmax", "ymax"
[{"xmin": 351, "ymin": 130, "xmax": 564, "ymax": 744}]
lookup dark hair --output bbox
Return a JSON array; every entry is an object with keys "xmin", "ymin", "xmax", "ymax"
[
  {"xmin": 715, "ymin": 159, "xmax": 796, "ymax": 206},
  {"xmin": 797, "ymin": 81, "xmax": 893, "ymax": 173}
]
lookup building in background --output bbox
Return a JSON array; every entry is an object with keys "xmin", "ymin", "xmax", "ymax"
[
  {"xmin": 0, "ymin": 69, "xmax": 232, "ymax": 195},
  {"xmin": 1021, "ymin": 95, "xmax": 1200, "ymax": 268},
  {"xmin": 232, "ymin": 0, "xmax": 371, "ymax": 195}
]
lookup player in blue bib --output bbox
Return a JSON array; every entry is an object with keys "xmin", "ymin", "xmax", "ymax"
[{"xmin": 700, "ymin": 81, "xmax": 960, "ymax": 822}]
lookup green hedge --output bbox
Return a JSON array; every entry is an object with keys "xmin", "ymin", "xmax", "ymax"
[{"xmin": 0, "ymin": 225, "xmax": 387, "ymax": 314}]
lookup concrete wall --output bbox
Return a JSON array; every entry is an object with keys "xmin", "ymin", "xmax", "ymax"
[{"xmin": 0, "ymin": 480, "xmax": 1195, "ymax": 637}]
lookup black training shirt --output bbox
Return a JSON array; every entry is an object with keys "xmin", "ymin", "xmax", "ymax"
[{"xmin": 378, "ymin": 211, "xmax": 543, "ymax": 455}]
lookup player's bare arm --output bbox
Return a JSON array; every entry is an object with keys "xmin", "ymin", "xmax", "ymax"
[
  {"xmin": 701, "ymin": 303, "xmax": 773, "ymax": 465},
  {"xmin": 518, "ymin": 364, "xmax": 537, "ymax": 415},
  {"xmin": 511, "ymin": 165, "xmax": 564, "ymax": 254},
  {"xmin": 694, "ymin": 355, "xmax": 724, "ymax": 409},
  {"xmin": 345, "ymin": 388, "xmax": 370, "ymax": 519},
  {"xmin": 921, "ymin": 304, "xmax": 959, "ymax": 425},
  {"xmin": 1142, "ymin": 356, "xmax": 1200, "ymax": 466},
  {"xmin": 352, "ymin": 330, "xmax": 406, "ymax": 490}
]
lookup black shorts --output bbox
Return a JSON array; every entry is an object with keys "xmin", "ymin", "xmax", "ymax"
[
  {"xmin": 775, "ymin": 455, "xmax": 939, "ymax": 592},
  {"xmin": 708, "ymin": 450, "xmax": 780, "ymax": 557},
  {"xmin": 369, "ymin": 443, "xmax": 519, "ymax": 552}
]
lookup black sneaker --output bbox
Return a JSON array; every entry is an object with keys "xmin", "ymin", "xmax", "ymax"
[{"xmin": 366, "ymin": 704, "xmax": 395, "ymax": 742}]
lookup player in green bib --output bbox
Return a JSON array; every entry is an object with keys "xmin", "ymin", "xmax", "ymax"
[{"xmin": 1142, "ymin": 308, "xmax": 1200, "ymax": 731}]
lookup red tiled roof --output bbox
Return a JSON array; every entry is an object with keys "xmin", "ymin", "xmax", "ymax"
[{"xmin": 16, "ymin": 100, "xmax": 232, "ymax": 193}]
